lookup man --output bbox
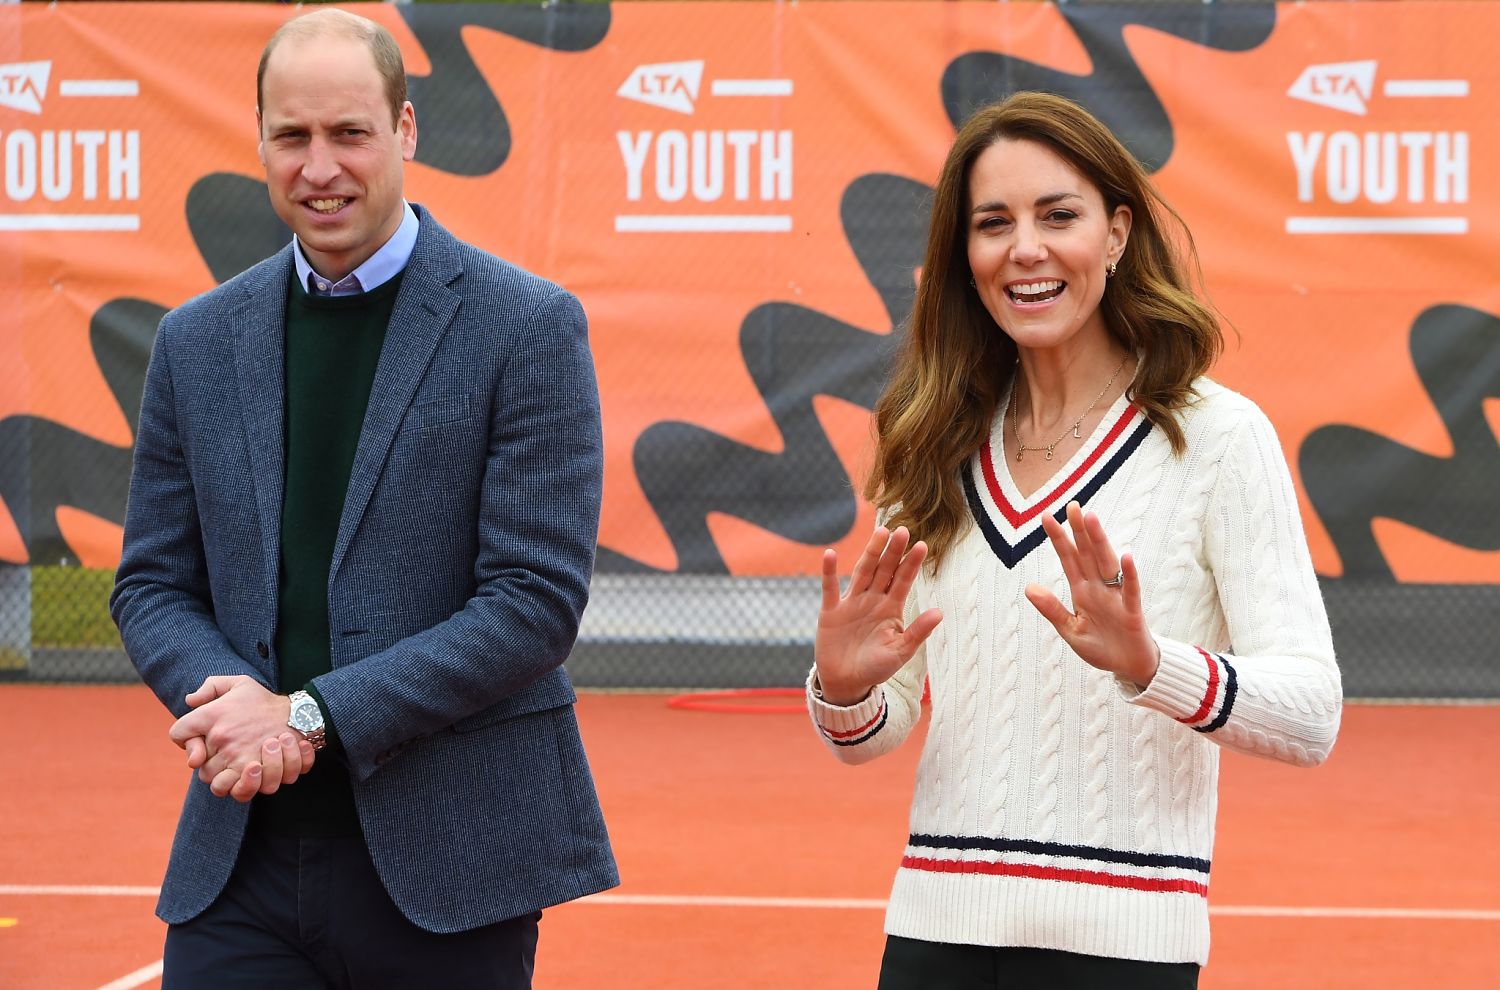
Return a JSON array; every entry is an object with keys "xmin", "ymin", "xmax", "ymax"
[{"xmin": 110, "ymin": 9, "xmax": 616, "ymax": 987}]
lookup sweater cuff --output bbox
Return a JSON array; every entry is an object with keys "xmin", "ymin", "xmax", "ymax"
[
  {"xmin": 1118, "ymin": 637, "xmax": 1233, "ymax": 731},
  {"xmin": 302, "ymin": 681, "xmax": 344, "ymax": 753},
  {"xmin": 806, "ymin": 667, "xmax": 888, "ymax": 746}
]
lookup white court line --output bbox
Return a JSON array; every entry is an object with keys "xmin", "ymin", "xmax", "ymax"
[
  {"xmin": 6, "ymin": 885, "xmax": 1497, "ymax": 920},
  {"xmin": 59, "ymin": 80, "xmax": 139, "ymax": 98},
  {"xmin": 574, "ymin": 893, "xmax": 1500, "ymax": 920},
  {"xmin": 0, "ymin": 884, "xmax": 160, "ymax": 896},
  {"xmin": 1383, "ymin": 80, "xmax": 1468, "ymax": 98},
  {"xmin": 94, "ymin": 960, "xmax": 162, "ymax": 990}
]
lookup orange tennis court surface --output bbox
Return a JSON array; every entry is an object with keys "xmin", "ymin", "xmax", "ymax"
[{"xmin": 3, "ymin": 687, "xmax": 1497, "ymax": 989}]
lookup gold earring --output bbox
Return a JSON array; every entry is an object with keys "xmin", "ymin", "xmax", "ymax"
[{"xmin": 1106, "ymin": 261, "xmax": 1118, "ymax": 278}]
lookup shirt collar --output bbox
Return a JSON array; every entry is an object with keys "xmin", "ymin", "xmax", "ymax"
[{"xmin": 294, "ymin": 201, "xmax": 419, "ymax": 296}]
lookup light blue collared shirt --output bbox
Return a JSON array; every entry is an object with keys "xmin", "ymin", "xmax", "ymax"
[{"xmin": 294, "ymin": 201, "xmax": 419, "ymax": 296}]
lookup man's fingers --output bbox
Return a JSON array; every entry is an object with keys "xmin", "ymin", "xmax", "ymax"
[
  {"xmin": 168, "ymin": 708, "xmax": 212, "ymax": 747},
  {"xmin": 257, "ymin": 738, "xmax": 284, "ymax": 795},
  {"xmin": 277, "ymin": 733, "xmax": 303, "ymax": 785},
  {"xmin": 228, "ymin": 764, "xmax": 261, "ymax": 803},
  {"xmin": 1024, "ymin": 583, "xmax": 1075, "ymax": 634},
  {"xmin": 185, "ymin": 675, "xmax": 246, "ymax": 708},
  {"xmin": 819, "ymin": 548, "xmax": 841, "ymax": 612},
  {"xmin": 210, "ymin": 766, "xmax": 244, "ymax": 798},
  {"xmin": 184, "ymin": 736, "xmax": 208, "ymax": 770}
]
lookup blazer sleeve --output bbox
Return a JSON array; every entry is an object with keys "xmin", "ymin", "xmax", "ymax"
[
  {"xmin": 109, "ymin": 314, "xmax": 265, "ymax": 716},
  {"xmin": 310, "ymin": 287, "xmax": 603, "ymax": 781}
]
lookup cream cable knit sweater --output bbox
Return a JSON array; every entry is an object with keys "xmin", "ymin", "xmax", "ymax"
[{"xmin": 808, "ymin": 380, "xmax": 1341, "ymax": 966}]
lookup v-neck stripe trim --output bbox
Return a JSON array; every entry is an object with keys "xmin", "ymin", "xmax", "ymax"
[
  {"xmin": 982, "ymin": 403, "xmax": 1143, "ymax": 526},
  {"xmin": 966, "ymin": 411, "xmax": 1154, "ymax": 569}
]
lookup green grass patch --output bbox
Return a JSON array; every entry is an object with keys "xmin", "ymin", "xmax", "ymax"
[{"xmin": 30, "ymin": 567, "xmax": 122, "ymax": 649}]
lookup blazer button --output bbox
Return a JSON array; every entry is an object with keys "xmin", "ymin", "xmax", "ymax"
[{"xmin": 256, "ymin": 641, "xmax": 270, "ymax": 659}]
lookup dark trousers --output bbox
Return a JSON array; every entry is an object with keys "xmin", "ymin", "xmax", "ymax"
[
  {"xmin": 878, "ymin": 935, "xmax": 1200, "ymax": 990},
  {"xmin": 163, "ymin": 828, "xmax": 540, "ymax": 990}
]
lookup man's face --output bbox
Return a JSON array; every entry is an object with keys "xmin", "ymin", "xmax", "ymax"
[{"xmin": 257, "ymin": 35, "xmax": 416, "ymax": 281}]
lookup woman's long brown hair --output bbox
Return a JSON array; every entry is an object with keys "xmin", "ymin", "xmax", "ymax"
[{"xmin": 866, "ymin": 92, "xmax": 1224, "ymax": 568}]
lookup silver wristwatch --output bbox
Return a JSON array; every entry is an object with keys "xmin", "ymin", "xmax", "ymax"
[{"xmin": 287, "ymin": 690, "xmax": 328, "ymax": 751}]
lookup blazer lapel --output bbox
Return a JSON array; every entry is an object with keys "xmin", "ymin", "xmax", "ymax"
[
  {"xmin": 328, "ymin": 217, "xmax": 463, "ymax": 585},
  {"xmin": 232, "ymin": 250, "xmax": 292, "ymax": 616}
]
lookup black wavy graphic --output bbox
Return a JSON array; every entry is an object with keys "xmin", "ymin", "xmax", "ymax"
[
  {"xmin": 1302, "ymin": 305, "xmax": 1500, "ymax": 581},
  {"xmin": 400, "ymin": 4, "xmax": 611, "ymax": 176},
  {"xmin": 943, "ymin": 3, "xmax": 1275, "ymax": 169},
  {"xmin": 612, "ymin": 4, "xmax": 1276, "ymax": 574},
  {"xmin": 0, "ymin": 7, "xmax": 609, "ymax": 566},
  {"xmin": 599, "ymin": 176, "xmax": 932, "ymax": 575},
  {"xmin": 0, "ymin": 300, "xmax": 164, "ymax": 566}
]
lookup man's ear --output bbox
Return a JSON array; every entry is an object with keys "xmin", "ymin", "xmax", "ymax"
[
  {"xmin": 398, "ymin": 101, "xmax": 417, "ymax": 162},
  {"xmin": 256, "ymin": 108, "xmax": 266, "ymax": 167}
]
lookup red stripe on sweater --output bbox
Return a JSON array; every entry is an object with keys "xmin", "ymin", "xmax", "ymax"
[
  {"xmin": 822, "ymin": 695, "xmax": 886, "ymax": 739},
  {"xmin": 980, "ymin": 405, "xmax": 1141, "ymax": 528},
  {"xmin": 1177, "ymin": 647, "xmax": 1220, "ymax": 726},
  {"xmin": 900, "ymin": 855, "xmax": 1208, "ymax": 897}
]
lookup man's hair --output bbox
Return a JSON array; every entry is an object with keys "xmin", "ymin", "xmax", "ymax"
[{"xmin": 257, "ymin": 9, "xmax": 408, "ymax": 129}]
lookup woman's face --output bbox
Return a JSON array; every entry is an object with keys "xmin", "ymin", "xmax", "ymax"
[{"xmin": 965, "ymin": 138, "xmax": 1131, "ymax": 353}]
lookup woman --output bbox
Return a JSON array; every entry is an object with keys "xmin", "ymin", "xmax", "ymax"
[{"xmin": 809, "ymin": 92, "xmax": 1340, "ymax": 988}]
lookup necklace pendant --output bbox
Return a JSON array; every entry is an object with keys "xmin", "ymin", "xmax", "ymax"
[
  {"xmin": 1016, "ymin": 448, "xmax": 1024, "ymax": 462},
  {"xmin": 1045, "ymin": 446, "xmax": 1055, "ymax": 461},
  {"xmin": 1073, "ymin": 424, "xmax": 1082, "ymax": 438}
]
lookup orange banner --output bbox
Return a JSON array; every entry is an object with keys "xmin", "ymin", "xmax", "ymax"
[{"xmin": 2, "ymin": 2, "xmax": 1497, "ymax": 586}]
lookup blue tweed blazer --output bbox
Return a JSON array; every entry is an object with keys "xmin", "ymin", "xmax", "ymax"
[{"xmin": 111, "ymin": 205, "xmax": 618, "ymax": 932}]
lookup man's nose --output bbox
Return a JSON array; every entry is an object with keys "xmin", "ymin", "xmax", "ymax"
[{"xmin": 301, "ymin": 139, "xmax": 342, "ymax": 186}]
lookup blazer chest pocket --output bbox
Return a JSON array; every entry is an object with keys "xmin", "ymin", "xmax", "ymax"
[
  {"xmin": 401, "ymin": 394, "xmax": 473, "ymax": 434},
  {"xmin": 451, "ymin": 673, "xmax": 578, "ymax": 733}
]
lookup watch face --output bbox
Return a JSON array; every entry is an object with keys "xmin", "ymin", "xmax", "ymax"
[{"xmin": 291, "ymin": 704, "xmax": 318, "ymax": 731}]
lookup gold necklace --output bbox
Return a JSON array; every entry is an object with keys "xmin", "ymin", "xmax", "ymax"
[{"xmin": 1009, "ymin": 355, "xmax": 1130, "ymax": 462}]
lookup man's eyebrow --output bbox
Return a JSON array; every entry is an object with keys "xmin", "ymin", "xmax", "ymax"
[{"xmin": 971, "ymin": 191, "xmax": 1084, "ymax": 215}]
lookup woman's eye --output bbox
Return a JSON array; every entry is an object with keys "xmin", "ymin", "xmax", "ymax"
[{"xmin": 1046, "ymin": 210, "xmax": 1078, "ymax": 223}]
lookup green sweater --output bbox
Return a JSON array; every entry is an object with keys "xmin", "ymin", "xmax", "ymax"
[{"xmin": 256, "ymin": 270, "xmax": 402, "ymax": 836}]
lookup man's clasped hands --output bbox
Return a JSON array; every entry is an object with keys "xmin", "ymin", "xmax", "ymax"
[{"xmin": 167, "ymin": 675, "xmax": 317, "ymax": 802}]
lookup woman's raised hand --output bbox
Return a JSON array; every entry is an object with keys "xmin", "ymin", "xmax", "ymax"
[
  {"xmin": 815, "ymin": 526, "xmax": 943, "ymax": 706},
  {"xmin": 1025, "ymin": 501, "xmax": 1160, "ymax": 687}
]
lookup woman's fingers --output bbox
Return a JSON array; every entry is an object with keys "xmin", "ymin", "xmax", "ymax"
[
  {"xmin": 902, "ymin": 606, "xmax": 944, "ymax": 654},
  {"xmin": 1083, "ymin": 509, "xmax": 1122, "ymax": 585},
  {"xmin": 1024, "ymin": 583, "xmax": 1074, "ymax": 634},
  {"xmin": 819, "ymin": 548, "xmax": 841, "ymax": 612},
  {"xmin": 1120, "ymin": 553, "xmax": 1143, "ymax": 615},
  {"xmin": 1066, "ymin": 502, "xmax": 1101, "ymax": 582},
  {"xmin": 888, "ymin": 539, "xmax": 928, "ymax": 604},
  {"xmin": 870, "ymin": 527, "xmax": 910, "ymax": 594},
  {"xmin": 847, "ymin": 526, "xmax": 889, "ymax": 596},
  {"xmin": 1041, "ymin": 512, "xmax": 1084, "ymax": 588}
]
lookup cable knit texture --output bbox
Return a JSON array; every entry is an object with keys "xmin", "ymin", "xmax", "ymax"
[{"xmin": 807, "ymin": 380, "xmax": 1341, "ymax": 965}]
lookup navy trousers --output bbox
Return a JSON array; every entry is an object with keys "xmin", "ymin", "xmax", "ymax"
[
  {"xmin": 878, "ymin": 934, "xmax": 1200, "ymax": 989},
  {"xmin": 163, "ymin": 828, "xmax": 540, "ymax": 989}
]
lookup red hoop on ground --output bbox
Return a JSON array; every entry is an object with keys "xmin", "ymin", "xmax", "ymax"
[{"xmin": 666, "ymin": 688, "xmax": 806, "ymax": 714}]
